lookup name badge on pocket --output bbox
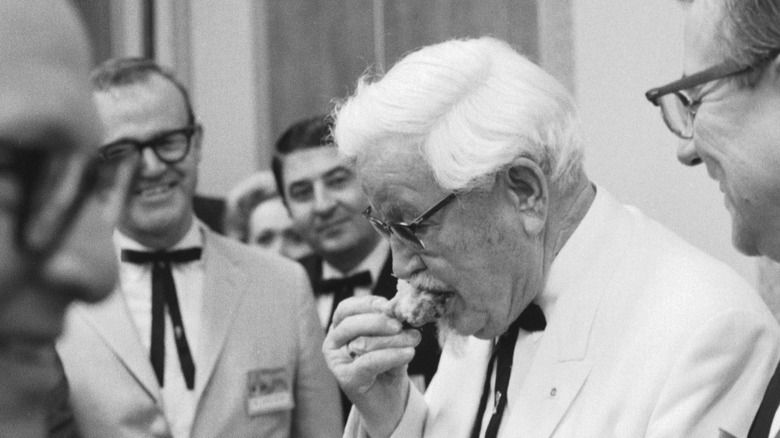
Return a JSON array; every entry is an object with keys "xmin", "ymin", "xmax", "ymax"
[{"xmin": 246, "ymin": 367, "xmax": 294, "ymax": 417}]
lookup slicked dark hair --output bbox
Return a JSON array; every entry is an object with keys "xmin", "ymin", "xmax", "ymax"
[
  {"xmin": 271, "ymin": 115, "xmax": 335, "ymax": 200},
  {"xmin": 90, "ymin": 57, "xmax": 196, "ymax": 125}
]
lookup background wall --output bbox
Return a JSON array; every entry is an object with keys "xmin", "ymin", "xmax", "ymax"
[
  {"xmin": 74, "ymin": 0, "xmax": 760, "ymax": 289},
  {"xmin": 572, "ymin": 0, "xmax": 757, "ymax": 287}
]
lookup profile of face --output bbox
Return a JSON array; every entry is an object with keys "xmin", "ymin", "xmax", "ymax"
[
  {"xmin": 678, "ymin": 1, "xmax": 780, "ymax": 260},
  {"xmin": 357, "ymin": 139, "xmax": 545, "ymax": 340},
  {"xmin": 248, "ymin": 196, "xmax": 312, "ymax": 259},
  {"xmin": 94, "ymin": 75, "xmax": 202, "ymax": 249},
  {"xmin": 281, "ymin": 146, "xmax": 381, "ymax": 261},
  {"xmin": 0, "ymin": 0, "xmax": 122, "ymax": 433}
]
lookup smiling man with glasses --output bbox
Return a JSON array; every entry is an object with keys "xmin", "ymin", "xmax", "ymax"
[
  {"xmin": 322, "ymin": 36, "xmax": 780, "ymax": 438},
  {"xmin": 56, "ymin": 58, "xmax": 341, "ymax": 438},
  {"xmin": 646, "ymin": 1, "xmax": 780, "ymax": 437}
]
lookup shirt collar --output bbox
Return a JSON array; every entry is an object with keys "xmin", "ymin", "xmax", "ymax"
[
  {"xmin": 536, "ymin": 185, "xmax": 609, "ymax": 321},
  {"xmin": 114, "ymin": 216, "xmax": 204, "ymax": 256}
]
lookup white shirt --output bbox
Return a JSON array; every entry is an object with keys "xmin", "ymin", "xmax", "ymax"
[
  {"xmin": 316, "ymin": 239, "xmax": 391, "ymax": 329},
  {"xmin": 115, "ymin": 219, "xmax": 205, "ymax": 438},
  {"xmin": 770, "ymin": 408, "xmax": 780, "ymax": 438}
]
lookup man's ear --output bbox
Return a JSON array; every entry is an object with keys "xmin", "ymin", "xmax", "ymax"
[
  {"xmin": 503, "ymin": 157, "xmax": 548, "ymax": 235},
  {"xmin": 191, "ymin": 124, "xmax": 204, "ymax": 163},
  {"xmin": 768, "ymin": 53, "xmax": 780, "ymax": 85}
]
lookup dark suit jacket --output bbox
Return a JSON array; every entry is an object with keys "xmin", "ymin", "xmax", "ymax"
[
  {"xmin": 47, "ymin": 349, "xmax": 79, "ymax": 438},
  {"xmin": 193, "ymin": 195, "xmax": 225, "ymax": 234},
  {"xmin": 298, "ymin": 251, "xmax": 441, "ymax": 423}
]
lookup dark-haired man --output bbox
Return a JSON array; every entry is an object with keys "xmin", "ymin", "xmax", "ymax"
[
  {"xmin": 272, "ymin": 116, "xmax": 441, "ymax": 423},
  {"xmin": 57, "ymin": 59, "xmax": 341, "ymax": 438}
]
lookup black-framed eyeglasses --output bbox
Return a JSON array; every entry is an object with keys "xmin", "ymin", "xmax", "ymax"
[
  {"xmin": 98, "ymin": 124, "xmax": 201, "ymax": 165},
  {"xmin": 1, "ymin": 141, "xmax": 134, "ymax": 257},
  {"xmin": 362, "ymin": 193, "xmax": 457, "ymax": 251},
  {"xmin": 645, "ymin": 49, "xmax": 780, "ymax": 139}
]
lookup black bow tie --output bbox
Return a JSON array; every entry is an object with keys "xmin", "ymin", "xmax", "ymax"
[
  {"xmin": 121, "ymin": 248, "xmax": 202, "ymax": 264},
  {"xmin": 316, "ymin": 270, "xmax": 373, "ymax": 296},
  {"xmin": 516, "ymin": 301, "xmax": 546, "ymax": 332}
]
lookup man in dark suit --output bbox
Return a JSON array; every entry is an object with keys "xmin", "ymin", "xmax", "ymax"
[
  {"xmin": 193, "ymin": 194, "xmax": 225, "ymax": 234},
  {"xmin": 272, "ymin": 116, "xmax": 441, "ymax": 423}
]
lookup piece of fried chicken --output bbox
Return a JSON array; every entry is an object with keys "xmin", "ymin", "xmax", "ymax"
[{"xmin": 387, "ymin": 279, "xmax": 451, "ymax": 327}]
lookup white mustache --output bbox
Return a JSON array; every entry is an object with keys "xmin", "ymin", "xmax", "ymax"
[{"xmin": 407, "ymin": 274, "xmax": 452, "ymax": 293}]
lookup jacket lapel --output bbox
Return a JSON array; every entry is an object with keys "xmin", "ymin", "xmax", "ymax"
[
  {"xmin": 76, "ymin": 287, "xmax": 162, "ymax": 401},
  {"xmin": 507, "ymin": 189, "xmax": 631, "ymax": 438},
  {"xmin": 297, "ymin": 254, "xmax": 323, "ymax": 293},
  {"xmin": 193, "ymin": 231, "xmax": 248, "ymax": 402},
  {"xmin": 510, "ymin": 289, "xmax": 597, "ymax": 438}
]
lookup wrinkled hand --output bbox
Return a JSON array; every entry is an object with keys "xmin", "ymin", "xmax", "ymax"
[{"xmin": 323, "ymin": 295, "xmax": 422, "ymax": 437}]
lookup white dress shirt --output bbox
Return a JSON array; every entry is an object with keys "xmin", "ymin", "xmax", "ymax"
[
  {"xmin": 770, "ymin": 409, "xmax": 780, "ymax": 438},
  {"xmin": 115, "ymin": 219, "xmax": 205, "ymax": 438},
  {"xmin": 316, "ymin": 239, "xmax": 391, "ymax": 329}
]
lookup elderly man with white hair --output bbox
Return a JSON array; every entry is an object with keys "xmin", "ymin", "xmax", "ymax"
[{"xmin": 323, "ymin": 37, "xmax": 780, "ymax": 438}]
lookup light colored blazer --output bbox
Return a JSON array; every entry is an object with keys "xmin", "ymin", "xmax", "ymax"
[
  {"xmin": 347, "ymin": 188, "xmax": 780, "ymax": 438},
  {"xmin": 58, "ymin": 228, "xmax": 342, "ymax": 438}
]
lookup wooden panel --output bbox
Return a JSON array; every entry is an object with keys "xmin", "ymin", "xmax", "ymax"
[
  {"xmin": 267, "ymin": 0, "xmax": 375, "ymax": 139},
  {"xmin": 538, "ymin": 0, "xmax": 574, "ymax": 92},
  {"xmin": 71, "ymin": 0, "xmax": 114, "ymax": 66},
  {"xmin": 265, "ymin": 0, "xmax": 546, "ymax": 150},
  {"xmin": 382, "ymin": 0, "xmax": 539, "ymax": 67}
]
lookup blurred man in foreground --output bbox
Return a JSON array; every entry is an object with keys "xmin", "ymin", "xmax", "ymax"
[
  {"xmin": 326, "ymin": 36, "xmax": 780, "ymax": 438},
  {"xmin": 0, "ymin": 1, "xmax": 133, "ymax": 436},
  {"xmin": 57, "ymin": 58, "xmax": 341, "ymax": 438},
  {"xmin": 645, "ymin": 1, "xmax": 780, "ymax": 436}
]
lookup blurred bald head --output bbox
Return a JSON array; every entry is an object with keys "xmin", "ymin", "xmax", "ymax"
[
  {"xmin": 0, "ymin": 2, "xmax": 117, "ymax": 437},
  {"xmin": 0, "ymin": 0, "xmax": 101, "ymax": 153}
]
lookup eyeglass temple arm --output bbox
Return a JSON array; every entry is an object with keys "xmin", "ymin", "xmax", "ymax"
[
  {"xmin": 416, "ymin": 193, "xmax": 457, "ymax": 222},
  {"xmin": 645, "ymin": 61, "xmax": 749, "ymax": 105}
]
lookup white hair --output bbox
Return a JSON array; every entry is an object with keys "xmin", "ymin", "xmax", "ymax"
[{"xmin": 333, "ymin": 37, "xmax": 584, "ymax": 192}]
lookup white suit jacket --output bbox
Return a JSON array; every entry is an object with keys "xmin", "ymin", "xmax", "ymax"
[
  {"xmin": 346, "ymin": 187, "xmax": 780, "ymax": 438},
  {"xmin": 58, "ymin": 228, "xmax": 342, "ymax": 438}
]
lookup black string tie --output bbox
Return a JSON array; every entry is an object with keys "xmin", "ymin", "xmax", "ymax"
[
  {"xmin": 122, "ymin": 247, "xmax": 201, "ymax": 390},
  {"xmin": 470, "ymin": 302, "xmax": 546, "ymax": 438}
]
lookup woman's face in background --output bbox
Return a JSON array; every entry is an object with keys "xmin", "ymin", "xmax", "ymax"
[{"xmin": 248, "ymin": 197, "xmax": 312, "ymax": 260}]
